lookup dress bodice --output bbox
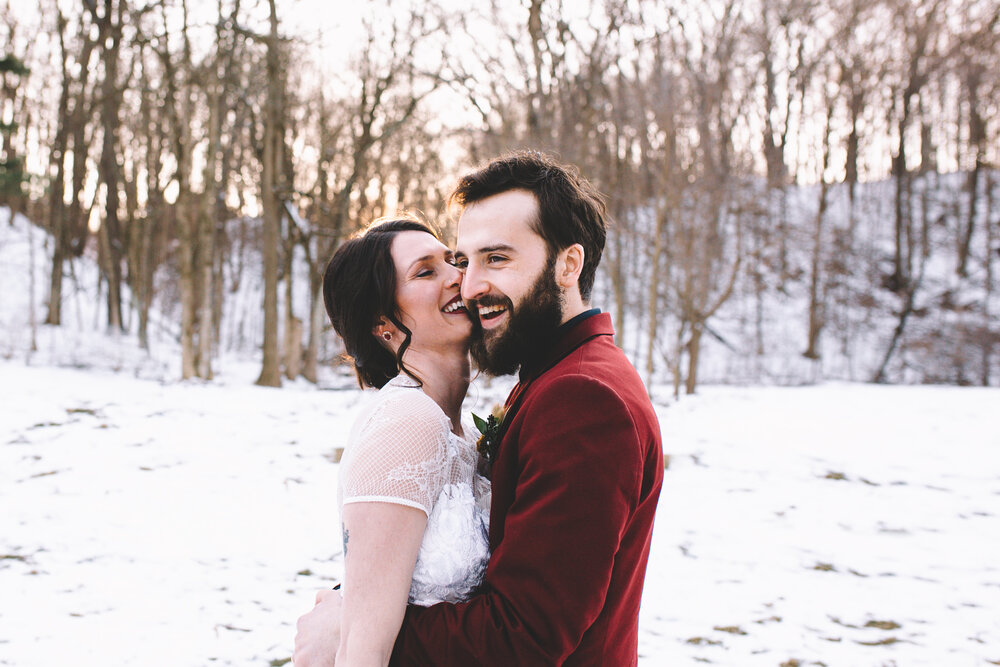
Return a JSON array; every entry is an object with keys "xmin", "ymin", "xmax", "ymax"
[{"xmin": 338, "ymin": 374, "xmax": 491, "ymax": 606}]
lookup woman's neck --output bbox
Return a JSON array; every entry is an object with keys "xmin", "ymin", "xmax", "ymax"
[{"xmin": 400, "ymin": 347, "xmax": 470, "ymax": 435}]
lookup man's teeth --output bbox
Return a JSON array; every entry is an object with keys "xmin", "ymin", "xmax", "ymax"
[
  {"xmin": 443, "ymin": 300, "xmax": 466, "ymax": 313},
  {"xmin": 478, "ymin": 304, "xmax": 507, "ymax": 317}
]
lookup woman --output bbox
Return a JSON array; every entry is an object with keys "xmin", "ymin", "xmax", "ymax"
[{"xmin": 318, "ymin": 216, "xmax": 490, "ymax": 665}]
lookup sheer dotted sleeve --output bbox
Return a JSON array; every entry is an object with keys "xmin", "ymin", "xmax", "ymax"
[{"xmin": 339, "ymin": 385, "xmax": 453, "ymax": 517}]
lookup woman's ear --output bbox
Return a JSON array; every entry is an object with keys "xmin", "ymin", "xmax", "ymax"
[
  {"xmin": 556, "ymin": 243, "xmax": 585, "ymax": 290},
  {"xmin": 373, "ymin": 319, "xmax": 396, "ymax": 344}
]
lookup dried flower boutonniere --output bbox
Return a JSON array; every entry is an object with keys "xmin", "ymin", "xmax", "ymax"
[{"xmin": 473, "ymin": 403, "xmax": 507, "ymax": 467}]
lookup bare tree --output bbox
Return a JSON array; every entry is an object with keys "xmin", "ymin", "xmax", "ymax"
[
  {"xmin": 298, "ymin": 8, "xmax": 444, "ymax": 382},
  {"xmin": 44, "ymin": 5, "xmax": 101, "ymax": 325},
  {"xmin": 90, "ymin": 0, "xmax": 130, "ymax": 332},
  {"xmin": 887, "ymin": 0, "xmax": 947, "ymax": 292},
  {"xmin": 254, "ymin": 0, "xmax": 284, "ymax": 387}
]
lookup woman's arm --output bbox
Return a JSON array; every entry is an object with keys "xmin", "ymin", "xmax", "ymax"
[{"xmin": 337, "ymin": 502, "xmax": 427, "ymax": 667}]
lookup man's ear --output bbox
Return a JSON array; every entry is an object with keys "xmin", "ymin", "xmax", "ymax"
[{"xmin": 556, "ymin": 243, "xmax": 585, "ymax": 289}]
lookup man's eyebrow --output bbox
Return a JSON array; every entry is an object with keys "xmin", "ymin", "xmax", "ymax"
[{"xmin": 475, "ymin": 244, "xmax": 515, "ymax": 255}]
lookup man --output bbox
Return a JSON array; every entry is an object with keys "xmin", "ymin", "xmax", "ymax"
[{"xmin": 296, "ymin": 151, "xmax": 663, "ymax": 665}]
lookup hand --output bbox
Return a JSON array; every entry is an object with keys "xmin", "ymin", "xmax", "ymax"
[{"xmin": 293, "ymin": 588, "xmax": 343, "ymax": 666}]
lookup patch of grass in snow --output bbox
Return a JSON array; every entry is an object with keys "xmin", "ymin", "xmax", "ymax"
[
  {"xmin": 855, "ymin": 637, "xmax": 902, "ymax": 646},
  {"xmin": 28, "ymin": 421, "xmax": 63, "ymax": 429},
  {"xmin": 753, "ymin": 615, "xmax": 782, "ymax": 624},
  {"xmin": 66, "ymin": 407, "xmax": 102, "ymax": 417},
  {"xmin": 685, "ymin": 636, "xmax": 722, "ymax": 646}
]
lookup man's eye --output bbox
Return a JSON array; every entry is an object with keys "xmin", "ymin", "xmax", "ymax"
[
  {"xmin": 487, "ymin": 254, "xmax": 506, "ymax": 264},
  {"xmin": 454, "ymin": 258, "xmax": 468, "ymax": 269}
]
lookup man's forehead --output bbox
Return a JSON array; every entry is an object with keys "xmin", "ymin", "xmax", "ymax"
[
  {"xmin": 456, "ymin": 198, "xmax": 539, "ymax": 254},
  {"xmin": 456, "ymin": 216, "xmax": 514, "ymax": 250}
]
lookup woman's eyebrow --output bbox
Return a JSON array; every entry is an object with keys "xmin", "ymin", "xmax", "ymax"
[{"xmin": 406, "ymin": 255, "xmax": 434, "ymax": 271}]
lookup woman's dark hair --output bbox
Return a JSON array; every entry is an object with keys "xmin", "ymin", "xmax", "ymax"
[
  {"xmin": 449, "ymin": 150, "xmax": 608, "ymax": 301},
  {"xmin": 323, "ymin": 216, "xmax": 438, "ymax": 389}
]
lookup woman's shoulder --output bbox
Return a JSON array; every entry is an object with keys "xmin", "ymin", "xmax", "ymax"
[{"xmin": 354, "ymin": 376, "xmax": 451, "ymax": 444}]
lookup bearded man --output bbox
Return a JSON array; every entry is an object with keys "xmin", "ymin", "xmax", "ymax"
[{"xmin": 296, "ymin": 151, "xmax": 663, "ymax": 666}]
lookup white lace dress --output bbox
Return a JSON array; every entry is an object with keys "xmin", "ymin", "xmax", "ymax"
[{"xmin": 338, "ymin": 374, "xmax": 491, "ymax": 606}]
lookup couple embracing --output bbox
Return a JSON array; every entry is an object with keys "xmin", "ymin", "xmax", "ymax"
[{"xmin": 294, "ymin": 152, "xmax": 663, "ymax": 666}]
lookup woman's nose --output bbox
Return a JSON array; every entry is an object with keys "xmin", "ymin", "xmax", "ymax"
[
  {"xmin": 445, "ymin": 262, "xmax": 462, "ymax": 289},
  {"xmin": 461, "ymin": 264, "xmax": 487, "ymax": 302}
]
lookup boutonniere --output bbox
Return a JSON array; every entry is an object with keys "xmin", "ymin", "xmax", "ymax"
[{"xmin": 473, "ymin": 403, "xmax": 507, "ymax": 466}]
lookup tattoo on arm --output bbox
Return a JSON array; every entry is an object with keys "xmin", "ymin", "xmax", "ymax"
[{"xmin": 342, "ymin": 523, "xmax": 349, "ymax": 559}]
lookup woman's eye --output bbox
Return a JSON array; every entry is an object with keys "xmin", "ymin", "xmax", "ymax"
[{"xmin": 417, "ymin": 269, "xmax": 434, "ymax": 278}]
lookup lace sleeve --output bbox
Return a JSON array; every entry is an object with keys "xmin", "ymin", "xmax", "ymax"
[{"xmin": 340, "ymin": 388, "xmax": 452, "ymax": 516}]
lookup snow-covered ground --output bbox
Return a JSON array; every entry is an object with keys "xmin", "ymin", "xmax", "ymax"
[{"xmin": 2, "ymin": 360, "xmax": 998, "ymax": 666}]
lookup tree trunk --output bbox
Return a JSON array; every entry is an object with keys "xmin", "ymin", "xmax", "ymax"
[
  {"xmin": 178, "ymin": 189, "xmax": 197, "ymax": 379},
  {"xmin": 607, "ymin": 231, "xmax": 627, "ymax": 349},
  {"xmin": 97, "ymin": 0, "xmax": 125, "ymax": 332},
  {"xmin": 981, "ymin": 172, "xmax": 994, "ymax": 386},
  {"xmin": 196, "ymin": 74, "xmax": 221, "ymax": 380},
  {"xmin": 256, "ymin": 0, "xmax": 283, "ymax": 387},
  {"xmin": 805, "ymin": 101, "xmax": 835, "ymax": 361},
  {"xmin": 283, "ymin": 220, "xmax": 299, "ymax": 381},
  {"xmin": 804, "ymin": 178, "xmax": 829, "ymax": 360},
  {"xmin": 891, "ymin": 97, "xmax": 911, "ymax": 292},
  {"xmin": 45, "ymin": 10, "xmax": 72, "ymax": 326},
  {"xmin": 685, "ymin": 323, "xmax": 703, "ymax": 395},
  {"xmin": 644, "ymin": 208, "xmax": 666, "ymax": 390},
  {"xmin": 302, "ymin": 265, "xmax": 324, "ymax": 384},
  {"xmin": 958, "ymin": 69, "xmax": 984, "ymax": 277}
]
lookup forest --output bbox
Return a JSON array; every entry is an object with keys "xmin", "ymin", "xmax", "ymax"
[{"xmin": 1, "ymin": 0, "xmax": 998, "ymax": 392}]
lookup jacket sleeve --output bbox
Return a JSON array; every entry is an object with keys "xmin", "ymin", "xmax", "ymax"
[{"xmin": 390, "ymin": 374, "xmax": 642, "ymax": 666}]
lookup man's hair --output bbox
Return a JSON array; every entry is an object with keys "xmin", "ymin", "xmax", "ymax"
[{"xmin": 449, "ymin": 151, "xmax": 608, "ymax": 301}]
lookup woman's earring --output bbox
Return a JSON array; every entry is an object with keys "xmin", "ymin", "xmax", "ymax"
[{"xmin": 382, "ymin": 331, "xmax": 392, "ymax": 341}]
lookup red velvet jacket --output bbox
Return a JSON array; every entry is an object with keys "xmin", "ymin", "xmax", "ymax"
[{"xmin": 390, "ymin": 312, "xmax": 663, "ymax": 666}]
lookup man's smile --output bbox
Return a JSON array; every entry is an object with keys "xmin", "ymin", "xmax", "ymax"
[{"xmin": 477, "ymin": 303, "xmax": 509, "ymax": 329}]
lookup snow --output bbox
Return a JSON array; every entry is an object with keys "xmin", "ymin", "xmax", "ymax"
[
  {"xmin": 2, "ymin": 367, "xmax": 998, "ymax": 665},
  {"xmin": 2, "ymin": 207, "xmax": 999, "ymax": 665}
]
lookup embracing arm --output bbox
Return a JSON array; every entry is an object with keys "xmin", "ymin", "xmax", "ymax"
[
  {"xmin": 295, "ymin": 390, "xmax": 451, "ymax": 667},
  {"xmin": 337, "ymin": 503, "xmax": 427, "ymax": 666},
  {"xmin": 294, "ymin": 504, "xmax": 427, "ymax": 667},
  {"xmin": 391, "ymin": 375, "xmax": 644, "ymax": 666}
]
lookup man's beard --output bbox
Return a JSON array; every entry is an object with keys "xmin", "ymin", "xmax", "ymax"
[{"xmin": 469, "ymin": 256, "xmax": 564, "ymax": 377}]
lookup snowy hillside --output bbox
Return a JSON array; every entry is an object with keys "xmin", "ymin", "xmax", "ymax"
[{"xmin": 5, "ymin": 169, "xmax": 999, "ymax": 390}]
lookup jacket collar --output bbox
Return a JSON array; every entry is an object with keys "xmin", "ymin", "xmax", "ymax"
[{"xmin": 518, "ymin": 310, "xmax": 613, "ymax": 382}]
